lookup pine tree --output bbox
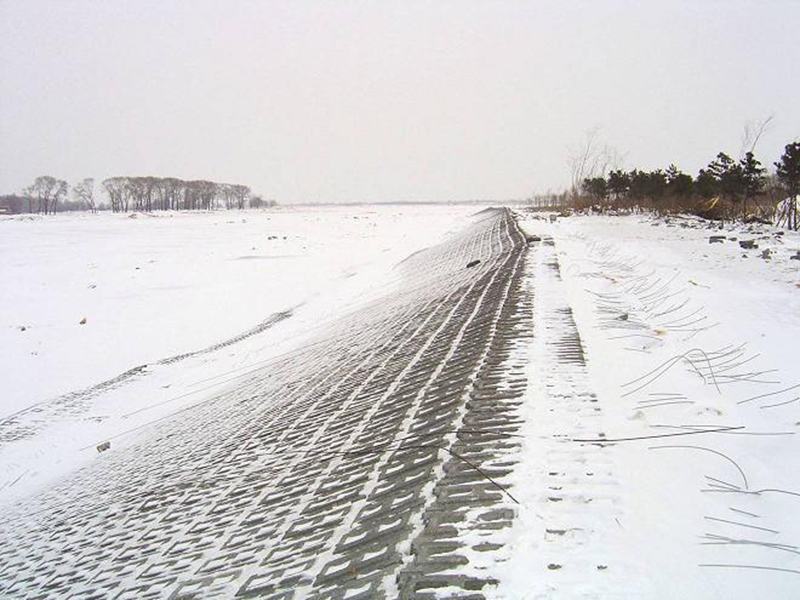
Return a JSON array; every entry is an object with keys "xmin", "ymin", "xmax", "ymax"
[
  {"xmin": 775, "ymin": 142, "xmax": 800, "ymax": 230},
  {"xmin": 707, "ymin": 152, "xmax": 744, "ymax": 200},
  {"xmin": 695, "ymin": 169, "xmax": 718, "ymax": 199},
  {"xmin": 775, "ymin": 142, "xmax": 800, "ymax": 198},
  {"xmin": 627, "ymin": 169, "xmax": 647, "ymax": 199},
  {"xmin": 627, "ymin": 169, "xmax": 667, "ymax": 200},
  {"xmin": 607, "ymin": 169, "xmax": 630, "ymax": 199},
  {"xmin": 739, "ymin": 151, "xmax": 766, "ymax": 216},
  {"xmin": 647, "ymin": 170, "xmax": 668, "ymax": 199},
  {"xmin": 665, "ymin": 164, "xmax": 694, "ymax": 197},
  {"xmin": 581, "ymin": 177, "xmax": 608, "ymax": 200}
]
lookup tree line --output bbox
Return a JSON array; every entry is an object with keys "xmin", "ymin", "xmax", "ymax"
[
  {"xmin": 579, "ymin": 141, "xmax": 799, "ymax": 227},
  {"xmin": 102, "ymin": 177, "xmax": 253, "ymax": 212},
  {"xmin": 1, "ymin": 175, "xmax": 276, "ymax": 215}
]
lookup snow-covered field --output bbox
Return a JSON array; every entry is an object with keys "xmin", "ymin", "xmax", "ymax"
[
  {"xmin": 493, "ymin": 212, "xmax": 800, "ymax": 598},
  {"xmin": 0, "ymin": 205, "xmax": 482, "ymax": 504},
  {"xmin": 1, "ymin": 205, "xmax": 481, "ymax": 415},
  {"xmin": 1, "ymin": 206, "xmax": 798, "ymax": 598}
]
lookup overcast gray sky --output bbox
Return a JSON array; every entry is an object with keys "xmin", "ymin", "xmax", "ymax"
[{"xmin": 1, "ymin": 1, "xmax": 797, "ymax": 203}]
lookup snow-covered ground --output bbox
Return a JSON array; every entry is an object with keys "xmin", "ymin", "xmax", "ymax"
[
  {"xmin": 1, "ymin": 205, "xmax": 483, "ymax": 415},
  {"xmin": 1, "ymin": 207, "xmax": 798, "ymax": 598},
  {"xmin": 0, "ymin": 204, "xmax": 483, "ymax": 505},
  {"xmin": 492, "ymin": 212, "xmax": 800, "ymax": 599}
]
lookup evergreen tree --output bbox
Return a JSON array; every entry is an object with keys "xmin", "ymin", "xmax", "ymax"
[
  {"xmin": 628, "ymin": 169, "xmax": 667, "ymax": 200},
  {"xmin": 665, "ymin": 164, "xmax": 694, "ymax": 197},
  {"xmin": 775, "ymin": 141, "xmax": 800, "ymax": 230},
  {"xmin": 707, "ymin": 152, "xmax": 744, "ymax": 199},
  {"xmin": 607, "ymin": 169, "xmax": 630, "ymax": 199},
  {"xmin": 739, "ymin": 151, "xmax": 766, "ymax": 215},
  {"xmin": 695, "ymin": 168, "xmax": 718, "ymax": 199},
  {"xmin": 582, "ymin": 176, "xmax": 608, "ymax": 200},
  {"xmin": 647, "ymin": 170, "xmax": 668, "ymax": 199},
  {"xmin": 775, "ymin": 142, "xmax": 800, "ymax": 198},
  {"xmin": 627, "ymin": 169, "xmax": 647, "ymax": 199}
]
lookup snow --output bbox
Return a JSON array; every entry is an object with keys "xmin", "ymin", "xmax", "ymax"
[
  {"xmin": 1, "ymin": 206, "xmax": 480, "ymax": 415},
  {"xmin": 2, "ymin": 206, "xmax": 798, "ymax": 598},
  {"xmin": 489, "ymin": 212, "xmax": 800, "ymax": 599},
  {"xmin": 0, "ymin": 204, "xmax": 483, "ymax": 506},
  {"xmin": 344, "ymin": 582, "xmax": 372, "ymax": 598}
]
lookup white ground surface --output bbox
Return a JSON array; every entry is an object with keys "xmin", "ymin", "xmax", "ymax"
[
  {"xmin": 0, "ymin": 204, "xmax": 483, "ymax": 505},
  {"xmin": 2, "ymin": 207, "xmax": 798, "ymax": 598},
  {"xmin": 492, "ymin": 212, "xmax": 800, "ymax": 599}
]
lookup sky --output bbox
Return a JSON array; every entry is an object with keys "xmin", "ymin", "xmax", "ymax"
[{"xmin": 1, "ymin": 0, "xmax": 798, "ymax": 203}]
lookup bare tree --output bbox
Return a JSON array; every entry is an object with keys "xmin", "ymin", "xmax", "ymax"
[
  {"xmin": 739, "ymin": 115, "xmax": 774, "ymax": 159},
  {"xmin": 50, "ymin": 178, "xmax": 68, "ymax": 214},
  {"xmin": 161, "ymin": 177, "xmax": 183, "ymax": 210},
  {"xmin": 100, "ymin": 176, "xmax": 252, "ymax": 212},
  {"xmin": 24, "ymin": 176, "xmax": 68, "ymax": 215},
  {"xmin": 152, "ymin": 178, "xmax": 169, "ymax": 211},
  {"xmin": 232, "ymin": 184, "xmax": 251, "ymax": 210},
  {"xmin": 218, "ymin": 183, "xmax": 233, "ymax": 209},
  {"xmin": 567, "ymin": 128, "xmax": 624, "ymax": 196},
  {"xmin": 102, "ymin": 177, "xmax": 129, "ymax": 212},
  {"xmin": 72, "ymin": 178, "xmax": 96, "ymax": 213},
  {"xmin": 734, "ymin": 115, "xmax": 774, "ymax": 218},
  {"xmin": 126, "ymin": 177, "xmax": 148, "ymax": 211}
]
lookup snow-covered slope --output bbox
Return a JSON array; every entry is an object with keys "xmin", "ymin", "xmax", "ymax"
[
  {"xmin": 0, "ymin": 206, "xmax": 479, "ymax": 416},
  {"xmin": 0, "ymin": 205, "xmax": 483, "ymax": 506},
  {"xmin": 0, "ymin": 207, "xmax": 528, "ymax": 599}
]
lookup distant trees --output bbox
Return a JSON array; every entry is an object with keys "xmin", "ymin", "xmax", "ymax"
[
  {"xmin": 563, "ymin": 118, "xmax": 800, "ymax": 225},
  {"xmin": 606, "ymin": 170, "xmax": 630, "ymax": 199},
  {"xmin": 7, "ymin": 175, "xmax": 266, "ymax": 216},
  {"xmin": 695, "ymin": 151, "xmax": 767, "ymax": 215},
  {"xmin": 23, "ymin": 176, "xmax": 68, "ymax": 215},
  {"xmin": 0, "ymin": 195, "xmax": 27, "ymax": 214},
  {"xmin": 102, "ymin": 177, "xmax": 129, "ymax": 213},
  {"xmin": 72, "ymin": 178, "xmax": 96, "ymax": 213},
  {"xmin": 695, "ymin": 168, "xmax": 717, "ymax": 199},
  {"xmin": 628, "ymin": 169, "xmax": 667, "ymax": 201},
  {"xmin": 217, "ymin": 183, "xmax": 252, "ymax": 210},
  {"xmin": 665, "ymin": 164, "xmax": 694, "ymax": 197},
  {"xmin": 577, "ymin": 146, "xmax": 779, "ymax": 221},
  {"xmin": 581, "ymin": 177, "xmax": 607, "ymax": 200},
  {"xmin": 233, "ymin": 185, "xmax": 251, "ymax": 210},
  {"xmin": 249, "ymin": 195, "xmax": 277, "ymax": 209},
  {"xmin": 100, "ymin": 176, "xmax": 254, "ymax": 213}
]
